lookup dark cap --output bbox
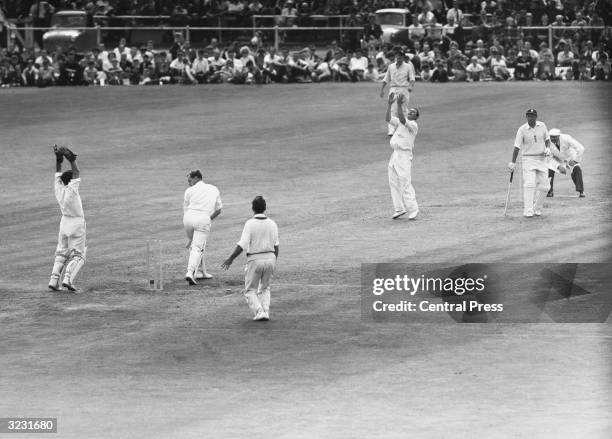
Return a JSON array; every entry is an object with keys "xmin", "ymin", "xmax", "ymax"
[{"xmin": 526, "ymin": 109, "xmax": 537, "ymax": 116}]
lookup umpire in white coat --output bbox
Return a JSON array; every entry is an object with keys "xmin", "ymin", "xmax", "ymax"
[
  {"xmin": 547, "ymin": 128, "xmax": 586, "ymax": 198},
  {"xmin": 385, "ymin": 93, "xmax": 420, "ymax": 220}
]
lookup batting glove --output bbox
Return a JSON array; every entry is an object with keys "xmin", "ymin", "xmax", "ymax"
[
  {"xmin": 507, "ymin": 162, "xmax": 516, "ymax": 172},
  {"xmin": 544, "ymin": 147, "xmax": 552, "ymax": 157}
]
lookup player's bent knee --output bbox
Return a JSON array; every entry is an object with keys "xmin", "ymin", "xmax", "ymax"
[
  {"xmin": 69, "ymin": 249, "xmax": 86, "ymax": 262},
  {"xmin": 536, "ymin": 182, "xmax": 550, "ymax": 192},
  {"xmin": 55, "ymin": 250, "xmax": 70, "ymax": 259}
]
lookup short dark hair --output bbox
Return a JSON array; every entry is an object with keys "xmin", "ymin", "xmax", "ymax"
[
  {"xmin": 188, "ymin": 169, "xmax": 202, "ymax": 180},
  {"xmin": 252, "ymin": 196, "xmax": 266, "ymax": 214},
  {"xmin": 60, "ymin": 170, "xmax": 73, "ymax": 185}
]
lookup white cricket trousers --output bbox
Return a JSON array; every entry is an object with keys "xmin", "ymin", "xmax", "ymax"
[
  {"xmin": 387, "ymin": 87, "xmax": 411, "ymax": 135},
  {"xmin": 388, "ymin": 152, "xmax": 418, "ymax": 215},
  {"xmin": 243, "ymin": 253, "xmax": 276, "ymax": 317},
  {"xmin": 522, "ymin": 157, "xmax": 549, "ymax": 214},
  {"xmin": 183, "ymin": 210, "xmax": 211, "ymax": 275},
  {"xmin": 50, "ymin": 216, "xmax": 86, "ymax": 286}
]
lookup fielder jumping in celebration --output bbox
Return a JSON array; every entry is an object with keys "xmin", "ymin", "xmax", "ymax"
[
  {"xmin": 380, "ymin": 48, "xmax": 416, "ymax": 136},
  {"xmin": 183, "ymin": 169, "xmax": 222, "ymax": 285},
  {"xmin": 49, "ymin": 145, "xmax": 86, "ymax": 292},
  {"xmin": 221, "ymin": 196, "xmax": 279, "ymax": 321},
  {"xmin": 385, "ymin": 93, "xmax": 420, "ymax": 220},
  {"xmin": 507, "ymin": 109, "xmax": 558, "ymax": 217},
  {"xmin": 546, "ymin": 128, "xmax": 586, "ymax": 198}
]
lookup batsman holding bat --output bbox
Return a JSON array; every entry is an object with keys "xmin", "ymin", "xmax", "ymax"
[
  {"xmin": 507, "ymin": 109, "xmax": 560, "ymax": 217},
  {"xmin": 49, "ymin": 145, "xmax": 86, "ymax": 292}
]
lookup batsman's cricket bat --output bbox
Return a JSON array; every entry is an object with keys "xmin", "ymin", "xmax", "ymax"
[{"xmin": 504, "ymin": 171, "xmax": 514, "ymax": 216}]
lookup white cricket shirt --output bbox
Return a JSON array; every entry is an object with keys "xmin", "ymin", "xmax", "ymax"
[
  {"xmin": 54, "ymin": 173, "xmax": 84, "ymax": 218},
  {"xmin": 514, "ymin": 121, "xmax": 549, "ymax": 156},
  {"xmin": 183, "ymin": 181, "xmax": 222, "ymax": 217},
  {"xmin": 383, "ymin": 61, "xmax": 416, "ymax": 87},
  {"xmin": 237, "ymin": 214, "xmax": 279, "ymax": 256},
  {"xmin": 389, "ymin": 117, "xmax": 418, "ymax": 158},
  {"xmin": 349, "ymin": 56, "xmax": 368, "ymax": 72},
  {"xmin": 555, "ymin": 133, "xmax": 585, "ymax": 162}
]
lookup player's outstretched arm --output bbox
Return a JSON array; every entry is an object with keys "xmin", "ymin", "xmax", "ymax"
[
  {"xmin": 385, "ymin": 93, "xmax": 394, "ymax": 122},
  {"xmin": 69, "ymin": 159, "xmax": 80, "ymax": 180},
  {"xmin": 380, "ymin": 80, "xmax": 387, "ymax": 98},
  {"xmin": 53, "ymin": 145, "xmax": 63, "ymax": 172},
  {"xmin": 210, "ymin": 208, "xmax": 222, "ymax": 221},
  {"xmin": 507, "ymin": 147, "xmax": 520, "ymax": 171},
  {"xmin": 221, "ymin": 245, "xmax": 243, "ymax": 270},
  {"xmin": 396, "ymin": 95, "xmax": 406, "ymax": 125}
]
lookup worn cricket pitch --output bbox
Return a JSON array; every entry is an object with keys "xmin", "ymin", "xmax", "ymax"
[{"xmin": 1, "ymin": 82, "xmax": 611, "ymax": 438}]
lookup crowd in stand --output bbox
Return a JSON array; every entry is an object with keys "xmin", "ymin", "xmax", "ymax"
[
  {"xmin": 3, "ymin": 0, "xmax": 612, "ymax": 25},
  {"xmin": 0, "ymin": 0, "xmax": 611, "ymax": 86}
]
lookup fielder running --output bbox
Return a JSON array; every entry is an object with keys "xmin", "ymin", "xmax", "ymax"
[
  {"xmin": 48, "ymin": 145, "xmax": 86, "ymax": 292},
  {"xmin": 221, "ymin": 196, "xmax": 279, "ymax": 321},
  {"xmin": 183, "ymin": 169, "xmax": 222, "ymax": 285},
  {"xmin": 380, "ymin": 48, "xmax": 416, "ymax": 136},
  {"xmin": 546, "ymin": 128, "xmax": 586, "ymax": 198},
  {"xmin": 507, "ymin": 109, "xmax": 559, "ymax": 217},
  {"xmin": 385, "ymin": 93, "xmax": 420, "ymax": 220}
]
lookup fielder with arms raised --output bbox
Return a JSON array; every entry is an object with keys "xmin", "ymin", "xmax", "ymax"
[
  {"xmin": 385, "ymin": 93, "xmax": 420, "ymax": 220},
  {"xmin": 546, "ymin": 128, "xmax": 586, "ymax": 198},
  {"xmin": 507, "ymin": 109, "xmax": 559, "ymax": 217},
  {"xmin": 49, "ymin": 145, "xmax": 86, "ymax": 292}
]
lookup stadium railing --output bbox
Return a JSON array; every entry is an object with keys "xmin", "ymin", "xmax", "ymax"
[{"xmin": 7, "ymin": 24, "xmax": 609, "ymax": 53}]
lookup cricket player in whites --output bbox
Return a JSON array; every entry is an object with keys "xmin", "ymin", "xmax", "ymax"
[
  {"xmin": 183, "ymin": 170, "xmax": 223, "ymax": 285},
  {"xmin": 385, "ymin": 93, "xmax": 420, "ymax": 220},
  {"xmin": 507, "ymin": 109, "xmax": 557, "ymax": 217},
  {"xmin": 380, "ymin": 48, "xmax": 416, "ymax": 136},
  {"xmin": 221, "ymin": 196, "xmax": 279, "ymax": 321},
  {"xmin": 49, "ymin": 145, "xmax": 86, "ymax": 292},
  {"xmin": 546, "ymin": 128, "xmax": 586, "ymax": 198}
]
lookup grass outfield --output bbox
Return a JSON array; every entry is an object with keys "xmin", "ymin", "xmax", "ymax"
[{"xmin": 1, "ymin": 82, "xmax": 611, "ymax": 438}]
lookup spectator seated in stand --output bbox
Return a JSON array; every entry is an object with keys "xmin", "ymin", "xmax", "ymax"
[
  {"xmin": 489, "ymin": 47, "xmax": 510, "ymax": 81},
  {"xmin": 430, "ymin": 58, "xmax": 449, "ymax": 82},
  {"xmin": 536, "ymin": 50, "xmax": 558, "ymax": 81},
  {"xmin": 311, "ymin": 53, "xmax": 332, "ymax": 82},
  {"xmin": 466, "ymin": 56, "xmax": 484, "ymax": 81},
  {"xmin": 2, "ymin": 0, "xmax": 611, "ymax": 89},
  {"xmin": 513, "ymin": 52, "xmax": 534, "ymax": 81},
  {"xmin": 349, "ymin": 49, "xmax": 368, "ymax": 82},
  {"xmin": 191, "ymin": 49, "xmax": 210, "ymax": 83},
  {"xmin": 82, "ymin": 59, "xmax": 99, "ymax": 85}
]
